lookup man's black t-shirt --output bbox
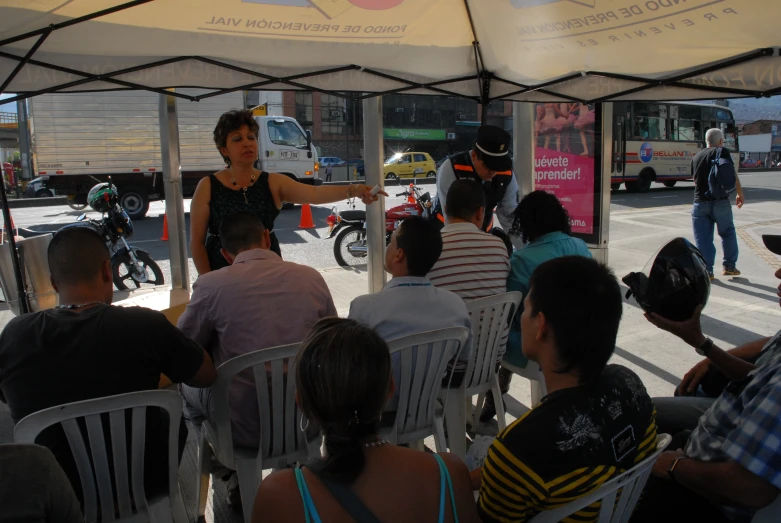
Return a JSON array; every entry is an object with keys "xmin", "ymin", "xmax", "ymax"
[
  {"xmin": 0, "ymin": 304, "xmax": 204, "ymax": 501},
  {"xmin": 478, "ymin": 364, "xmax": 658, "ymax": 522},
  {"xmin": 692, "ymin": 147, "xmax": 733, "ymax": 202}
]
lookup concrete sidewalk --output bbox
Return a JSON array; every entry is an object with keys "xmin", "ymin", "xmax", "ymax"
[{"xmin": 320, "ymin": 199, "xmax": 781, "ymax": 421}]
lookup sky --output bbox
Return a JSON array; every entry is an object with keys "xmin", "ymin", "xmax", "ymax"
[{"xmin": 0, "ymin": 93, "xmax": 17, "ymax": 114}]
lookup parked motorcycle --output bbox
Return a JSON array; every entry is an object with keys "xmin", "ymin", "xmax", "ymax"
[
  {"xmin": 60, "ymin": 182, "xmax": 164, "ymax": 291},
  {"xmin": 327, "ymin": 184, "xmax": 433, "ymax": 267}
]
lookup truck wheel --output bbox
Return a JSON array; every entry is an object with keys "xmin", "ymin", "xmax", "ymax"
[
  {"xmin": 663, "ymin": 181, "xmax": 677, "ymax": 188},
  {"xmin": 386, "ymin": 173, "xmax": 398, "ymax": 182},
  {"xmin": 35, "ymin": 189, "xmax": 54, "ymax": 198},
  {"xmin": 611, "ymin": 183, "xmax": 621, "ymax": 191},
  {"xmin": 120, "ymin": 189, "xmax": 150, "ymax": 220},
  {"xmin": 427, "ymin": 171, "xmax": 436, "ymax": 178}
]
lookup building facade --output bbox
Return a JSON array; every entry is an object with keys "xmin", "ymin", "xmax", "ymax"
[{"xmin": 247, "ymin": 90, "xmax": 512, "ymax": 162}]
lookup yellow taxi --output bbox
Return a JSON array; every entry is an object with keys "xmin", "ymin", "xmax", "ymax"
[{"xmin": 383, "ymin": 152, "xmax": 437, "ymax": 181}]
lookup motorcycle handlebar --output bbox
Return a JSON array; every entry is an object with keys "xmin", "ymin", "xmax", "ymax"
[{"xmin": 395, "ymin": 192, "xmax": 407, "ymax": 197}]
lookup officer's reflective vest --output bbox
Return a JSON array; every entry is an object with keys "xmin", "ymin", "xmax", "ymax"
[{"xmin": 434, "ymin": 151, "xmax": 513, "ymax": 232}]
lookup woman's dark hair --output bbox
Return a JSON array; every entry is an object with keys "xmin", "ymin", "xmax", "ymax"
[
  {"xmin": 509, "ymin": 190, "xmax": 572, "ymax": 244},
  {"xmin": 213, "ymin": 109, "xmax": 259, "ymax": 166},
  {"xmin": 528, "ymin": 256, "xmax": 622, "ymax": 383},
  {"xmin": 295, "ymin": 318, "xmax": 392, "ymax": 484}
]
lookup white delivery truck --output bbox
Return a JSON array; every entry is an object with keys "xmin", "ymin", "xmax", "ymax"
[{"xmin": 27, "ymin": 89, "xmax": 319, "ymax": 218}]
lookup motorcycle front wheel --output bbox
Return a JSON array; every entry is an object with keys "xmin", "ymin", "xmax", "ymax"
[
  {"xmin": 112, "ymin": 250, "xmax": 165, "ymax": 291},
  {"xmin": 333, "ymin": 224, "xmax": 368, "ymax": 267}
]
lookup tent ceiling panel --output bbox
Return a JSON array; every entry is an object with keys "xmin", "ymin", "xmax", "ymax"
[{"xmin": 1, "ymin": 0, "xmax": 780, "ymax": 103}]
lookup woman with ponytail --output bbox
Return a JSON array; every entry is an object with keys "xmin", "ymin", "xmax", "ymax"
[{"xmin": 252, "ymin": 318, "xmax": 478, "ymax": 523}]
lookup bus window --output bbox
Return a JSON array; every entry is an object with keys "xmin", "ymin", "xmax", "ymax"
[
  {"xmin": 672, "ymin": 119, "xmax": 702, "ymax": 141},
  {"xmin": 633, "ymin": 116, "xmax": 667, "ymax": 140},
  {"xmin": 720, "ymin": 122, "xmax": 738, "ymax": 150}
]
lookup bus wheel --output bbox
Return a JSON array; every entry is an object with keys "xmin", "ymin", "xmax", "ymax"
[
  {"xmin": 663, "ymin": 181, "xmax": 677, "ymax": 188},
  {"xmin": 627, "ymin": 173, "xmax": 652, "ymax": 193},
  {"xmin": 611, "ymin": 183, "xmax": 621, "ymax": 191}
]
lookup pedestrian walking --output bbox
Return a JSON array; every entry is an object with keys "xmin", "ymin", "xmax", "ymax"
[
  {"xmin": 325, "ymin": 163, "xmax": 333, "ymax": 182},
  {"xmin": 690, "ymin": 128, "xmax": 744, "ymax": 279}
]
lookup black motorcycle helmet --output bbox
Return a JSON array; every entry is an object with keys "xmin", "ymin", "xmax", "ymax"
[{"xmin": 623, "ymin": 237, "xmax": 710, "ymax": 321}]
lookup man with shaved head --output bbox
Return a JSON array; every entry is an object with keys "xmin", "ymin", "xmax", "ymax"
[{"xmin": 0, "ymin": 226, "xmax": 216, "ymax": 502}]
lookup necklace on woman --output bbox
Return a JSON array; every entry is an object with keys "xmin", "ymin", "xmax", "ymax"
[
  {"xmin": 56, "ymin": 301, "xmax": 104, "ymax": 310},
  {"xmin": 229, "ymin": 173, "xmax": 257, "ymax": 204}
]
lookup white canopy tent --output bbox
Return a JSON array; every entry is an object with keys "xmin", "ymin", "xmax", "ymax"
[{"xmin": 1, "ymin": 0, "xmax": 780, "ymax": 310}]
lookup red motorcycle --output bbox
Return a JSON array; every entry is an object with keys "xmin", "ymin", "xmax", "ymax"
[{"xmin": 327, "ymin": 184, "xmax": 433, "ymax": 267}]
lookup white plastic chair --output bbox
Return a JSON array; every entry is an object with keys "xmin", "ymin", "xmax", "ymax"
[
  {"xmin": 196, "ymin": 343, "xmax": 321, "ymax": 523},
  {"xmin": 753, "ymin": 493, "xmax": 781, "ymax": 522},
  {"xmin": 527, "ymin": 433, "xmax": 672, "ymax": 523},
  {"xmin": 381, "ymin": 327, "xmax": 470, "ymax": 452},
  {"xmin": 14, "ymin": 390, "xmax": 188, "ymax": 523},
  {"xmin": 440, "ymin": 292, "xmax": 522, "ymax": 459},
  {"xmin": 502, "ymin": 358, "xmax": 548, "ymax": 408}
]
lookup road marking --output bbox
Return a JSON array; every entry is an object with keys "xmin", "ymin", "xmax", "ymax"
[{"xmin": 652, "ymin": 196, "xmax": 676, "ymax": 199}]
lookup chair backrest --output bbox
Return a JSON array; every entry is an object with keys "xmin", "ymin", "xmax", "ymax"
[
  {"xmin": 753, "ymin": 493, "xmax": 781, "ymax": 522},
  {"xmin": 14, "ymin": 390, "xmax": 183, "ymax": 523},
  {"xmin": 528, "ymin": 433, "xmax": 672, "ymax": 523},
  {"xmin": 464, "ymin": 292, "xmax": 522, "ymax": 391},
  {"xmin": 204, "ymin": 343, "xmax": 308, "ymax": 467},
  {"xmin": 386, "ymin": 327, "xmax": 470, "ymax": 444}
]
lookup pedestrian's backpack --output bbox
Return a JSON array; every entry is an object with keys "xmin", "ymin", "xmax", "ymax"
[{"xmin": 707, "ymin": 147, "xmax": 737, "ymax": 200}]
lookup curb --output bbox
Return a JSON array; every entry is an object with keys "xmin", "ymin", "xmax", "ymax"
[{"xmin": 3, "ymin": 197, "xmax": 67, "ymax": 208}]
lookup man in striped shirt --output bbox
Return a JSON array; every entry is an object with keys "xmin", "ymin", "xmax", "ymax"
[{"xmin": 427, "ymin": 178, "xmax": 511, "ymax": 301}]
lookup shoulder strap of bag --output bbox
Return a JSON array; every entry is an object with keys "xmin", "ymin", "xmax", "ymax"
[{"xmin": 314, "ymin": 472, "xmax": 382, "ymax": 523}]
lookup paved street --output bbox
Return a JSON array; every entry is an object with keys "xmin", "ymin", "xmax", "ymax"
[{"xmin": 6, "ymin": 173, "xmax": 781, "ymax": 283}]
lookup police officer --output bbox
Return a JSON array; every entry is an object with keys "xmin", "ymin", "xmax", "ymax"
[{"xmin": 432, "ymin": 125, "xmax": 518, "ymax": 232}]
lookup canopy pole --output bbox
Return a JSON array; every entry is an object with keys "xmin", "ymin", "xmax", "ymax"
[
  {"xmin": 0, "ymin": 173, "xmax": 27, "ymax": 314},
  {"xmin": 512, "ymin": 102, "xmax": 535, "ymax": 249},
  {"xmin": 592, "ymin": 103, "xmax": 614, "ymax": 265},
  {"xmin": 512, "ymin": 102, "xmax": 535, "ymax": 199},
  {"xmin": 158, "ymin": 93, "xmax": 190, "ymax": 293},
  {"xmin": 362, "ymin": 96, "xmax": 387, "ymax": 294}
]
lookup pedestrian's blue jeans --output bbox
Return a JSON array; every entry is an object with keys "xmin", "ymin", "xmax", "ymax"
[{"xmin": 692, "ymin": 199, "xmax": 738, "ymax": 273}]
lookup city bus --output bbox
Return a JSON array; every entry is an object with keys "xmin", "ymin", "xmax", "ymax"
[{"xmin": 611, "ymin": 102, "xmax": 739, "ymax": 192}]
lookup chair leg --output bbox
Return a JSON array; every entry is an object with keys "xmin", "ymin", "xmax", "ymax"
[
  {"xmin": 473, "ymin": 391, "xmax": 486, "ymax": 428},
  {"xmin": 491, "ymin": 379, "xmax": 507, "ymax": 431},
  {"xmin": 235, "ymin": 458, "xmax": 260, "ymax": 523},
  {"xmin": 196, "ymin": 433, "xmax": 213, "ymax": 522},
  {"xmin": 434, "ymin": 415, "xmax": 447, "ymax": 453},
  {"xmin": 443, "ymin": 392, "xmax": 467, "ymax": 460}
]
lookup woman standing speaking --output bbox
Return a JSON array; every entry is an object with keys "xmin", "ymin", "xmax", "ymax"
[{"xmin": 190, "ymin": 109, "xmax": 383, "ymax": 275}]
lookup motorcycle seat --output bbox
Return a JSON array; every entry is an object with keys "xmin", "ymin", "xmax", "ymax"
[{"xmin": 340, "ymin": 209, "xmax": 366, "ymax": 222}]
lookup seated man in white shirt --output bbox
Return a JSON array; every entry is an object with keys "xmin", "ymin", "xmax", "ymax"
[{"xmin": 349, "ymin": 215, "xmax": 472, "ymax": 410}]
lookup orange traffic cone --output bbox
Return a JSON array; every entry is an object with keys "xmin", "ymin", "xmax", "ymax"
[
  {"xmin": 160, "ymin": 214, "xmax": 169, "ymax": 241},
  {"xmin": 299, "ymin": 204, "xmax": 315, "ymax": 229},
  {"xmin": 407, "ymin": 184, "xmax": 416, "ymax": 204}
]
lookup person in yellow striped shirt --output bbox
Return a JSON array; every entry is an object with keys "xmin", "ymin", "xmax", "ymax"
[{"xmin": 473, "ymin": 256, "xmax": 658, "ymax": 523}]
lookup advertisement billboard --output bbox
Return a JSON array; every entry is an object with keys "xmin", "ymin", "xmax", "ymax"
[{"xmin": 533, "ymin": 103, "xmax": 600, "ymax": 240}]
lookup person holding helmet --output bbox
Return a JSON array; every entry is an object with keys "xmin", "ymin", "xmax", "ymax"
[
  {"xmin": 632, "ymin": 236, "xmax": 781, "ymax": 522},
  {"xmin": 431, "ymin": 125, "xmax": 519, "ymax": 233}
]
